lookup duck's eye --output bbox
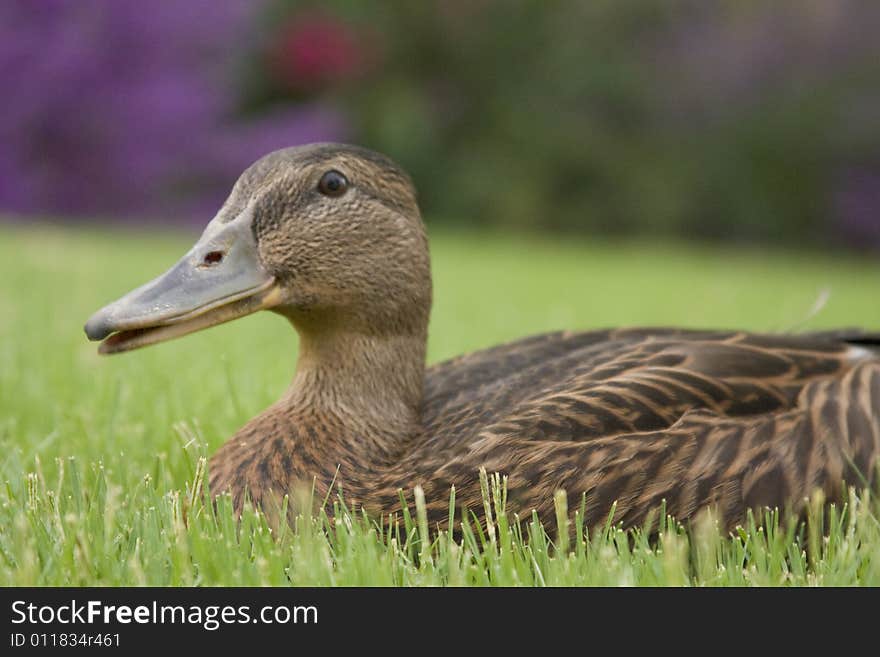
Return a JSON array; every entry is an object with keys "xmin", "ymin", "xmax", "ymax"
[
  {"xmin": 202, "ymin": 250, "xmax": 225, "ymax": 265},
  {"xmin": 318, "ymin": 170, "xmax": 348, "ymax": 197}
]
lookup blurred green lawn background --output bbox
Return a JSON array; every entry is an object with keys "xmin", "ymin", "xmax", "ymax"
[
  {"xmin": 1, "ymin": 224, "xmax": 879, "ymax": 585},
  {"xmin": 5, "ymin": 223, "xmax": 880, "ymax": 476}
]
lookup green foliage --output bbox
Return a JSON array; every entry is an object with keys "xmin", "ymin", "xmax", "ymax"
[{"xmin": 2, "ymin": 224, "xmax": 880, "ymax": 585}]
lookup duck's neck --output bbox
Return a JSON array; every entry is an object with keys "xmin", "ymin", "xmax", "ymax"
[{"xmin": 284, "ymin": 325, "xmax": 427, "ymax": 461}]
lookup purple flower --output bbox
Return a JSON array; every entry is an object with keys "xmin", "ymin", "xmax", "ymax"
[{"xmin": 0, "ymin": 0, "xmax": 348, "ymax": 223}]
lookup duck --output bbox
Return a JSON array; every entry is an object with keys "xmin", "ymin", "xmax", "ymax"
[{"xmin": 84, "ymin": 143, "xmax": 880, "ymax": 532}]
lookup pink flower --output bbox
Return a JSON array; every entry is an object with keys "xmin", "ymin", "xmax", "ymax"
[{"xmin": 269, "ymin": 13, "xmax": 374, "ymax": 91}]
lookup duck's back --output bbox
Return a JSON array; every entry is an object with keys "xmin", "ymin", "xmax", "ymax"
[{"xmin": 416, "ymin": 328, "xmax": 880, "ymax": 527}]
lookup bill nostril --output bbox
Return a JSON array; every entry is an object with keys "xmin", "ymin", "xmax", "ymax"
[{"xmin": 203, "ymin": 250, "xmax": 225, "ymax": 265}]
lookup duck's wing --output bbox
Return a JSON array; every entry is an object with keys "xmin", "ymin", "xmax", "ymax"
[
  {"xmin": 422, "ymin": 328, "xmax": 879, "ymax": 446},
  {"xmin": 419, "ymin": 329, "xmax": 880, "ymax": 528},
  {"xmin": 422, "ymin": 329, "xmax": 734, "ymax": 438}
]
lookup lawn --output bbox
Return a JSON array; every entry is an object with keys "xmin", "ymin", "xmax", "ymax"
[{"xmin": 2, "ymin": 222, "xmax": 880, "ymax": 585}]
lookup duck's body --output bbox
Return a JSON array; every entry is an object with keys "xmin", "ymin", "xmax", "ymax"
[
  {"xmin": 211, "ymin": 326, "xmax": 880, "ymax": 529},
  {"xmin": 85, "ymin": 143, "xmax": 880, "ymax": 531}
]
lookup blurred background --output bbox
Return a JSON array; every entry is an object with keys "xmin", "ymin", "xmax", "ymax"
[{"xmin": 2, "ymin": 0, "xmax": 879, "ymax": 249}]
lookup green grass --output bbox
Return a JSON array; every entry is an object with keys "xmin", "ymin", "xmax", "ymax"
[{"xmin": 2, "ymin": 222, "xmax": 880, "ymax": 586}]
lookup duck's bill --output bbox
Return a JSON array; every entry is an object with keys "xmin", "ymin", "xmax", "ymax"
[{"xmin": 84, "ymin": 206, "xmax": 283, "ymax": 355}]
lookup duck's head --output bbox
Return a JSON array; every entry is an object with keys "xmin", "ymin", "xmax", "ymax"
[{"xmin": 84, "ymin": 143, "xmax": 431, "ymax": 354}]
